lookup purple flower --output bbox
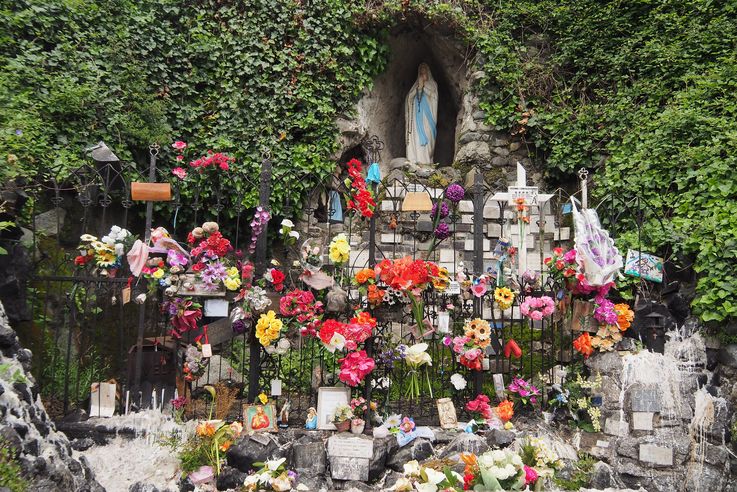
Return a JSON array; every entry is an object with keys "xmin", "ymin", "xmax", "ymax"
[
  {"xmin": 430, "ymin": 201, "xmax": 449, "ymax": 219},
  {"xmin": 170, "ymin": 395, "xmax": 188, "ymax": 409},
  {"xmin": 445, "ymin": 183, "xmax": 465, "ymax": 203},
  {"xmin": 594, "ymin": 297, "xmax": 618, "ymax": 325},
  {"xmin": 201, "ymin": 262, "xmax": 227, "ymax": 290},
  {"xmin": 167, "ymin": 250, "xmax": 188, "ymax": 268},
  {"xmin": 434, "ymin": 222, "xmax": 451, "ymax": 240},
  {"xmin": 232, "ymin": 318, "xmax": 247, "ymax": 334}
]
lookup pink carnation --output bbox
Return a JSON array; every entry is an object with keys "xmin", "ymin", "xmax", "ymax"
[
  {"xmin": 172, "ymin": 140, "xmax": 187, "ymax": 150},
  {"xmin": 524, "ymin": 465, "xmax": 538, "ymax": 485},
  {"xmin": 338, "ymin": 350, "xmax": 375, "ymax": 387},
  {"xmin": 172, "ymin": 167, "xmax": 187, "ymax": 180}
]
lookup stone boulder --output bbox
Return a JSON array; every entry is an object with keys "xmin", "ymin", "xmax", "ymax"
[
  {"xmin": 0, "ymin": 301, "xmax": 104, "ymax": 492},
  {"xmin": 439, "ymin": 433, "xmax": 490, "ymax": 458},
  {"xmin": 226, "ymin": 433, "xmax": 285, "ymax": 473},
  {"xmin": 386, "ymin": 438, "xmax": 434, "ymax": 472},
  {"xmin": 289, "ymin": 434, "xmax": 327, "ymax": 478}
]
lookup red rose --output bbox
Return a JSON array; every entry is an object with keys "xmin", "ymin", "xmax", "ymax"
[
  {"xmin": 192, "ymin": 262, "xmax": 205, "ymax": 272},
  {"xmin": 270, "ymin": 269, "xmax": 285, "ymax": 284},
  {"xmin": 555, "ymin": 260, "xmax": 565, "ymax": 270}
]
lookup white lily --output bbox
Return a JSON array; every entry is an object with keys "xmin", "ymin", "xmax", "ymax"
[
  {"xmin": 265, "ymin": 457, "xmax": 286, "ymax": 472},
  {"xmin": 405, "ymin": 343, "xmax": 432, "ymax": 367},
  {"xmin": 323, "ymin": 332, "xmax": 346, "ymax": 353},
  {"xmin": 423, "ymin": 468, "xmax": 446, "ymax": 485},
  {"xmin": 403, "ymin": 460, "xmax": 420, "ymax": 477}
]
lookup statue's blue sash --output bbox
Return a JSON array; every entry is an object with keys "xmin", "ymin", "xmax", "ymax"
[{"xmin": 414, "ymin": 89, "xmax": 437, "ymax": 147}]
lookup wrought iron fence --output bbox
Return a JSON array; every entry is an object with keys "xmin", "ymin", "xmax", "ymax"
[{"xmin": 11, "ymin": 137, "xmax": 674, "ymax": 425}]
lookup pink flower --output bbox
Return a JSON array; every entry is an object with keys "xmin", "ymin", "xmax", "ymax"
[
  {"xmin": 176, "ymin": 154, "xmax": 184, "ymax": 161},
  {"xmin": 172, "ymin": 141, "xmax": 187, "ymax": 151},
  {"xmin": 172, "ymin": 167, "xmax": 187, "ymax": 180},
  {"xmin": 524, "ymin": 465, "xmax": 538, "ymax": 485},
  {"xmin": 471, "ymin": 282, "xmax": 487, "ymax": 297},
  {"xmin": 338, "ymin": 350, "xmax": 375, "ymax": 387}
]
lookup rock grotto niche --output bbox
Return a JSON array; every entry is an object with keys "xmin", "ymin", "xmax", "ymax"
[{"xmin": 339, "ymin": 28, "xmax": 468, "ymax": 175}]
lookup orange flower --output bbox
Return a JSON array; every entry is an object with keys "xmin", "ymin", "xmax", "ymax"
[
  {"xmin": 355, "ymin": 268, "xmax": 375, "ymax": 284},
  {"xmin": 196, "ymin": 421, "xmax": 216, "ymax": 437},
  {"xmin": 614, "ymin": 303, "xmax": 634, "ymax": 331},
  {"xmin": 496, "ymin": 400, "xmax": 514, "ymax": 422},
  {"xmin": 460, "ymin": 453, "xmax": 478, "ymax": 475},
  {"xmin": 219, "ymin": 440, "xmax": 232, "ymax": 452},
  {"xmin": 573, "ymin": 332, "xmax": 594, "ymax": 358},
  {"xmin": 352, "ymin": 311, "xmax": 377, "ymax": 327},
  {"xmin": 367, "ymin": 284, "xmax": 384, "ymax": 307}
]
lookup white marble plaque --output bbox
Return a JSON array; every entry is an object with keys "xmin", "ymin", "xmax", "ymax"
[
  {"xmin": 204, "ymin": 298, "xmax": 229, "ymax": 317},
  {"xmin": 327, "ymin": 434, "xmax": 374, "ymax": 459}
]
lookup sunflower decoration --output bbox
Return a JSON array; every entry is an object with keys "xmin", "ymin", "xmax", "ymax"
[
  {"xmin": 433, "ymin": 266, "xmax": 450, "ymax": 292},
  {"xmin": 493, "ymin": 287, "xmax": 515, "ymax": 310},
  {"xmin": 465, "ymin": 318, "xmax": 491, "ymax": 349}
]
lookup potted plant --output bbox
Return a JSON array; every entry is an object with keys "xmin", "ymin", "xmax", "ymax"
[{"xmin": 332, "ymin": 404, "xmax": 353, "ymax": 432}]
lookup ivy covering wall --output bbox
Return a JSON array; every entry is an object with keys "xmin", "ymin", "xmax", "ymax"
[{"xmin": 1, "ymin": 0, "xmax": 735, "ymax": 323}]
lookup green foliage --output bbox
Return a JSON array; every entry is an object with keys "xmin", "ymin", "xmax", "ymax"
[
  {"xmin": 553, "ymin": 452, "xmax": 595, "ymax": 490},
  {"xmin": 2, "ymin": 0, "xmax": 735, "ymax": 322},
  {"xmin": 0, "ymin": 363, "xmax": 29, "ymax": 385},
  {"xmin": 0, "ymin": 439, "xmax": 27, "ymax": 492},
  {"xmin": 40, "ymin": 333, "xmax": 110, "ymax": 403},
  {"xmin": 0, "ymin": 0, "xmax": 387, "ymax": 215}
]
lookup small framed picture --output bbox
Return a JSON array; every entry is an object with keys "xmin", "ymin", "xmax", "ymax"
[
  {"xmin": 243, "ymin": 403, "xmax": 278, "ymax": 433},
  {"xmin": 436, "ymin": 398, "xmax": 458, "ymax": 430},
  {"xmin": 317, "ymin": 387, "xmax": 351, "ymax": 430},
  {"xmin": 624, "ymin": 250, "xmax": 664, "ymax": 283}
]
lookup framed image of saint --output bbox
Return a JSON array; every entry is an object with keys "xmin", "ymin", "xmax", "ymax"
[{"xmin": 243, "ymin": 403, "xmax": 278, "ymax": 433}]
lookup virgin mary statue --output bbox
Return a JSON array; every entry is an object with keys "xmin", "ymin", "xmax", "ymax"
[{"xmin": 405, "ymin": 63, "xmax": 438, "ymax": 165}]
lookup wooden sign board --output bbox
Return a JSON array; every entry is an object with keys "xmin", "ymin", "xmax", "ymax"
[
  {"xmin": 131, "ymin": 182, "xmax": 172, "ymax": 201},
  {"xmin": 571, "ymin": 299, "xmax": 600, "ymax": 333}
]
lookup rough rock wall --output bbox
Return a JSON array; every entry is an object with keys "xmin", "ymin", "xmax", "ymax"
[{"xmin": 0, "ymin": 301, "xmax": 103, "ymax": 491}]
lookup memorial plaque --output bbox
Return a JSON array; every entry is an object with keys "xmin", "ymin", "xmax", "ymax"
[
  {"xmin": 327, "ymin": 434, "xmax": 374, "ymax": 459},
  {"xmin": 204, "ymin": 298, "xmax": 229, "ymax": 317},
  {"xmin": 446, "ymin": 281, "xmax": 461, "ymax": 295},
  {"xmin": 493, "ymin": 373, "xmax": 506, "ymax": 402},
  {"xmin": 630, "ymin": 387, "xmax": 661, "ymax": 413},
  {"xmin": 329, "ymin": 456, "xmax": 370, "ymax": 481}
]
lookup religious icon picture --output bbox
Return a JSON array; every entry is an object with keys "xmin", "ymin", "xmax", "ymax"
[
  {"xmin": 243, "ymin": 403, "xmax": 278, "ymax": 433},
  {"xmin": 436, "ymin": 398, "xmax": 458, "ymax": 430}
]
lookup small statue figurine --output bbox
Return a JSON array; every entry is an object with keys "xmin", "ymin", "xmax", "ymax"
[
  {"xmin": 278, "ymin": 400, "xmax": 290, "ymax": 429},
  {"xmin": 305, "ymin": 407, "xmax": 318, "ymax": 430}
]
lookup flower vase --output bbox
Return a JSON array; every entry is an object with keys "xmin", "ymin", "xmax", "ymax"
[
  {"xmin": 350, "ymin": 420, "xmax": 365, "ymax": 434},
  {"xmin": 335, "ymin": 420, "xmax": 351, "ymax": 433}
]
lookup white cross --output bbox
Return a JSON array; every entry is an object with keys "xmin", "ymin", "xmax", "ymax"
[{"xmin": 490, "ymin": 162, "xmax": 553, "ymax": 274}]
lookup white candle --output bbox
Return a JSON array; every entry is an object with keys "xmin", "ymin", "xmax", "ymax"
[
  {"xmin": 125, "ymin": 391, "xmax": 130, "ymax": 415},
  {"xmin": 152, "ymin": 390, "xmax": 157, "ymax": 410},
  {"xmin": 161, "ymin": 389, "xmax": 165, "ymax": 411}
]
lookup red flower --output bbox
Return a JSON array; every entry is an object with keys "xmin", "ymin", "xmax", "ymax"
[
  {"xmin": 192, "ymin": 262, "xmax": 205, "ymax": 272},
  {"xmin": 74, "ymin": 255, "xmax": 89, "ymax": 266},
  {"xmin": 270, "ymin": 269, "xmax": 285, "ymax": 285}
]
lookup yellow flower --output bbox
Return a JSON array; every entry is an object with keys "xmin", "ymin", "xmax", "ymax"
[
  {"xmin": 329, "ymin": 233, "xmax": 350, "ymax": 264},
  {"xmin": 258, "ymin": 392, "xmax": 268, "ymax": 404},
  {"xmin": 152, "ymin": 268, "xmax": 165, "ymax": 279},
  {"xmin": 224, "ymin": 276, "xmax": 241, "ymax": 291},
  {"xmin": 256, "ymin": 310, "xmax": 282, "ymax": 346},
  {"xmin": 504, "ymin": 421, "xmax": 514, "ymax": 430},
  {"xmin": 494, "ymin": 287, "xmax": 514, "ymax": 310},
  {"xmin": 433, "ymin": 267, "xmax": 450, "ymax": 291},
  {"xmin": 227, "ymin": 266, "xmax": 239, "ymax": 277}
]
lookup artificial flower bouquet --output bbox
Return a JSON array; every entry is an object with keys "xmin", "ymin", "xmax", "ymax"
[
  {"xmin": 332, "ymin": 404, "xmax": 354, "ymax": 431},
  {"xmin": 518, "ymin": 436, "xmax": 562, "ymax": 485},
  {"xmin": 573, "ymin": 302, "xmax": 634, "ymax": 356},
  {"xmin": 179, "ymin": 419, "xmax": 243, "ymax": 478},
  {"xmin": 506, "ymin": 376, "xmax": 541, "ymax": 408},
  {"xmin": 165, "ymin": 297, "xmax": 203, "ymax": 338},
  {"xmin": 493, "ymin": 287, "xmax": 515, "ymax": 311},
  {"xmin": 244, "ymin": 458, "xmax": 305, "ymax": 492},
  {"xmin": 444, "ymin": 318, "xmax": 492, "ymax": 371},
  {"xmin": 231, "ymin": 284, "xmax": 272, "ymax": 335},
  {"xmin": 460, "ymin": 449, "xmax": 528, "ymax": 491},
  {"xmin": 183, "ymin": 343, "xmax": 209, "ymax": 382},
  {"xmin": 549, "ymin": 369, "xmax": 603, "ymax": 433},
  {"xmin": 393, "ymin": 459, "xmax": 463, "ymax": 492},
  {"xmin": 465, "ymin": 394, "xmax": 493, "ymax": 426},
  {"xmin": 403, "ymin": 342, "xmax": 433, "ymax": 399},
  {"xmin": 279, "ymin": 288, "xmax": 324, "ymax": 337},
  {"xmin": 186, "ymin": 221, "xmax": 237, "ymax": 292},
  {"xmin": 374, "ymin": 256, "xmax": 441, "ymax": 329},
  {"xmin": 74, "ymin": 225, "xmax": 134, "ymax": 277},
  {"xmin": 344, "ymin": 158, "xmax": 376, "ymax": 218}
]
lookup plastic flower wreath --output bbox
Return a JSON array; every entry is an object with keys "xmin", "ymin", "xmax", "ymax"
[
  {"xmin": 494, "ymin": 287, "xmax": 515, "ymax": 310},
  {"xmin": 255, "ymin": 310, "xmax": 283, "ymax": 347},
  {"xmin": 520, "ymin": 296, "xmax": 555, "ymax": 321}
]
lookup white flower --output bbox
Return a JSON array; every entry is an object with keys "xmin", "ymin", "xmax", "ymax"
[
  {"xmin": 403, "ymin": 460, "xmax": 420, "ymax": 477},
  {"xmin": 101, "ymin": 235, "xmax": 113, "ymax": 246},
  {"xmin": 372, "ymin": 376, "xmax": 391, "ymax": 389},
  {"xmin": 114, "ymin": 243, "xmax": 124, "ymax": 256},
  {"xmin": 244, "ymin": 474, "xmax": 260, "ymax": 487},
  {"xmin": 110, "ymin": 225, "xmax": 121, "ymax": 234},
  {"xmin": 80, "ymin": 234, "xmax": 97, "ymax": 242},
  {"xmin": 392, "ymin": 477, "xmax": 413, "ymax": 491},
  {"xmin": 289, "ymin": 231, "xmax": 300, "ymax": 239},
  {"xmin": 281, "ymin": 219, "xmax": 294, "ymax": 228},
  {"xmin": 450, "ymin": 373, "xmax": 467, "ymax": 390},
  {"xmin": 385, "ymin": 414, "xmax": 402, "ymax": 428},
  {"xmin": 265, "ymin": 457, "xmax": 286, "ymax": 471},
  {"xmin": 423, "ymin": 468, "xmax": 446, "ymax": 485},
  {"xmin": 491, "ymin": 449, "xmax": 507, "ymax": 462},
  {"xmin": 277, "ymin": 338, "xmax": 291, "ymax": 351},
  {"xmin": 322, "ymin": 332, "xmax": 345, "ymax": 353},
  {"xmin": 414, "ymin": 483, "xmax": 438, "ymax": 492},
  {"xmin": 272, "ymin": 476, "xmax": 292, "ymax": 491},
  {"xmin": 511, "ymin": 453, "xmax": 523, "ymax": 467},
  {"xmin": 405, "ymin": 343, "xmax": 432, "ymax": 367}
]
